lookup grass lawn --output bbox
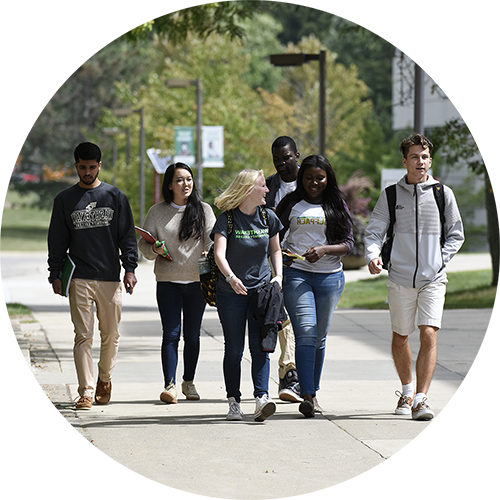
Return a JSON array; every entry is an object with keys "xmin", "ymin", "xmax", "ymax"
[
  {"xmin": 7, "ymin": 302, "xmax": 34, "ymax": 319},
  {"xmin": 338, "ymin": 269, "xmax": 497, "ymax": 309},
  {"xmin": 1, "ymin": 189, "xmax": 51, "ymax": 252}
]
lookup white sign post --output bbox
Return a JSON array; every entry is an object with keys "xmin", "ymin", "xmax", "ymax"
[{"xmin": 202, "ymin": 126, "xmax": 224, "ymax": 168}]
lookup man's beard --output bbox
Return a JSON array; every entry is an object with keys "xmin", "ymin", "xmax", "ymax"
[{"xmin": 80, "ymin": 174, "xmax": 98, "ymax": 185}]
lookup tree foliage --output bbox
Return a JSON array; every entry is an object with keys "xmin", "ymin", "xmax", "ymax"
[
  {"xmin": 125, "ymin": 1, "xmax": 264, "ymax": 44},
  {"xmin": 259, "ymin": 36, "xmax": 373, "ymax": 165},
  {"xmin": 431, "ymin": 119, "xmax": 485, "ymax": 175},
  {"xmin": 15, "ymin": 42, "xmax": 160, "ymax": 208},
  {"xmin": 13, "ymin": 16, "xmax": 381, "ymax": 227},
  {"xmin": 238, "ymin": 13, "xmax": 284, "ymax": 92},
  {"xmin": 324, "ymin": 17, "xmax": 395, "ymax": 138},
  {"xmin": 262, "ymin": 2, "xmax": 333, "ymax": 46}
]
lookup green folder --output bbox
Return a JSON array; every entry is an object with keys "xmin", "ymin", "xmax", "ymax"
[{"xmin": 61, "ymin": 254, "xmax": 76, "ymax": 297}]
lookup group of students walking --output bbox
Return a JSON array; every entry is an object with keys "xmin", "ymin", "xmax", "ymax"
[{"xmin": 47, "ymin": 133, "xmax": 464, "ymax": 423}]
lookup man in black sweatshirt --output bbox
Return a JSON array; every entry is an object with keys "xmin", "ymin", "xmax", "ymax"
[{"xmin": 48, "ymin": 142, "xmax": 138, "ymax": 410}]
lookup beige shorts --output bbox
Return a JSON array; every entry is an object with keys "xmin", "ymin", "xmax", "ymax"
[{"xmin": 387, "ymin": 279, "xmax": 446, "ymax": 336}]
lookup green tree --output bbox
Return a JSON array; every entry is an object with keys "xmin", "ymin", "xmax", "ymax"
[
  {"xmin": 98, "ymin": 29, "xmax": 280, "ymax": 220},
  {"xmin": 15, "ymin": 42, "xmax": 160, "ymax": 208},
  {"xmin": 259, "ymin": 36, "xmax": 373, "ymax": 162},
  {"xmin": 262, "ymin": 2, "xmax": 333, "ymax": 46},
  {"xmin": 239, "ymin": 13, "xmax": 284, "ymax": 92},
  {"xmin": 324, "ymin": 17, "xmax": 395, "ymax": 139},
  {"xmin": 126, "ymin": 1, "xmax": 264, "ymax": 43}
]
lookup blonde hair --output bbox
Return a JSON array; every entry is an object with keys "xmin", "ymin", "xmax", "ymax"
[{"xmin": 214, "ymin": 169, "xmax": 264, "ymax": 211}]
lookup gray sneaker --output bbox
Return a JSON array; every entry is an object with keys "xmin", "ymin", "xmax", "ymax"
[
  {"xmin": 254, "ymin": 394, "xmax": 276, "ymax": 422},
  {"xmin": 181, "ymin": 380, "xmax": 200, "ymax": 400},
  {"xmin": 411, "ymin": 398, "xmax": 435, "ymax": 420},
  {"xmin": 226, "ymin": 397, "xmax": 243, "ymax": 421},
  {"xmin": 395, "ymin": 390, "xmax": 413, "ymax": 415}
]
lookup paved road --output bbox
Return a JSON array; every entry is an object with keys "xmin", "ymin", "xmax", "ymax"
[{"xmin": 1, "ymin": 251, "xmax": 498, "ymax": 500}]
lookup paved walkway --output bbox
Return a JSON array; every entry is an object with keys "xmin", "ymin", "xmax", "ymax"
[{"xmin": 2, "ymin": 252, "xmax": 496, "ymax": 499}]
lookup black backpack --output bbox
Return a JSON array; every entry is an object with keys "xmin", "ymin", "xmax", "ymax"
[
  {"xmin": 381, "ymin": 183, "xmax": 445, "ymax": 270},
  {"xmin": 199, "ymin": 207, "xmax": 269, "ymax": 306}
]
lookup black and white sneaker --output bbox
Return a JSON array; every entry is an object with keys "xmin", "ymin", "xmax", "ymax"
[{"xmin": 278, "ymin": 369, "xmax": 302, "ymax": 402}]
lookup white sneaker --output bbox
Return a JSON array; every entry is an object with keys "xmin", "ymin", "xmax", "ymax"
[
  {"xmin": 160, "ymin": 382, "xmax": 177, "ymax": 404},
  {"xmin": 226, "ymin": 397, "xmax": 243, "ymax": 421},
  {"xmin": 254, "ymin": 394, "xmax": 276, "ymax": 422},
  {"xmin": 395, "ymin": 390, "xmax": 413, "ymax": 415},
  {"xmin": 412, "ymin": 397, "xmax": 435, "ymax": 420}
]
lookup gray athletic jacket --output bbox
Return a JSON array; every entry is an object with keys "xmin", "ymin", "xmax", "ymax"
[{"xmin": 364, "ymin": 175, "xmax": 464, "ymax": 288}]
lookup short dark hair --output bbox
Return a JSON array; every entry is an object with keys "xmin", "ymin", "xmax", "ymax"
[
  {"xmin": 74, "ymin": 142, "xmax": 102, "ymax": 163},
  {"xmin": 399, "ymin": 134, "xmax": 433, "ymax": 159},
  {"xmin": 271, "ymin": 136, "xmax": 297, "ymax": 154}
]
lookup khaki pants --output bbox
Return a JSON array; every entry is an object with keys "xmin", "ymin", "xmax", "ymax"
[
  {"xmin": 268, "ymin": 257, "xmax": 297, "ymax": 379},
  {"xmin": 278, "ymin": 318, "xmax": 296, "ymax": 379},
  {"xmin": 69, "ymin": 279, "xmax": 122, "ymax": 398}
]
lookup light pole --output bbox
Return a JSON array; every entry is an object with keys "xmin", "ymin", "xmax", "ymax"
[
  {"xmin": 270, "ymin": 51, "xmax": 327, "ymax": 156},
  {"xmin": 113, "ymin": 108, "xmax": 145, "ymax": 225},
  {"xmin": 413, "ymin": 0, "xmax": 425, "ymax": 134},
  {"xmin": 102, "ymin": 127, "xmax": 129, "ymax": 186},
  {"xmin": 165, "ymin": 78, "xmax": 203, "ymax": 194}
]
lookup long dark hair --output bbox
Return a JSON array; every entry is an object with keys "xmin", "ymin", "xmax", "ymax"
[
  {"xmin": 276, "ymin": 155, "xmax": 352, "ymax": 245},
  {"xmin": 162, "ymin": 163, "xmax": 205, "ymax": 241}
]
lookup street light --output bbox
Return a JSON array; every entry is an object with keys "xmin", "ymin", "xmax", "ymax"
[
  {"xmin": 413, "ymin": 0, "xmax": 425, "ymax": 134},
  {"xmin": 102, "ymin": 127, "xmax": 129, "ymax": 186},
  {"xmin": 270, "ymin": 51, "xmax": 326, "ymax": 156},
  {"xmin": 113, "ymin": 108, "xmax": 145, "ymax": 225},
  {"xmin": 165, "ymin": 78, "xmax": 203, "ymax": 194}
]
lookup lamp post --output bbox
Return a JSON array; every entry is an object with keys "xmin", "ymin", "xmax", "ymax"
[
  {"xmin": 113, "ymin": 108, "xmax": 145, "ymax": 225},
  {"xmin": 165, "ymin": 78, "xmax": 203, "ymax": 194},
  {"xmin": 270, "ymin": 51, "xmax": 326, "ymax": 156},
  {"xmin": 102, "ymin": 127, "xmax": 129, "ymax": 187},
  {"xmin": 413, "ymin": 0, "xmax": 425, "ymax": 134}
]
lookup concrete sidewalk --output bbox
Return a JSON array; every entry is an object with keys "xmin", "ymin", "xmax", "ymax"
[{"xmin": 4, "ymin": 252, "xmax": 495, "ymax": 499}]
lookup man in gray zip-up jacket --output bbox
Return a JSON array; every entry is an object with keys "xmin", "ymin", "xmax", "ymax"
[{"xmin": 364, "ymin": 133, "xmax": 464, "ymax": 421}]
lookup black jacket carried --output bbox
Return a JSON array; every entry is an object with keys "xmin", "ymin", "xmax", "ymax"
[{"xmin": 251, "ymin": 281, "xmax": 287, "ymax": 352}]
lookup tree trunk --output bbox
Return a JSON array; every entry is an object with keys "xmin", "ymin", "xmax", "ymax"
[{"xmin": 485, "ymin": 171, "xmax": 499, "ymax": 287}]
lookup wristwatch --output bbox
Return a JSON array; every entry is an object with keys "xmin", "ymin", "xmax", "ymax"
[{"xmin": 225, "ymin": 273, "xmax": 234, "ymax": 283}]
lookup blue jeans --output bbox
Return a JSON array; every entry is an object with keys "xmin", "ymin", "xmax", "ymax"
[
  {"xmin": 156, "ymin": 282, "xmax": 206, "ymax": 387},
  {"xmin": 216, "ymin": 288, "xmax": 270, "ymax": 402},
  {"xmin": 282, "ymin": 267, "xmax": 345, "ymax": 397}
]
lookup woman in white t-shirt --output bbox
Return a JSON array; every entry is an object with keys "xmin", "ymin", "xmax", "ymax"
[{"xmin": 276, "ymin": 155, "xmax": 354, "ymax": 418}]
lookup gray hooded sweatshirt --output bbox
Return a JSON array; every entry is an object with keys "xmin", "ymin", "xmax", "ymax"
[{"xmin": 364, "ymin": 175, "xmax": 464, "ymax": 289}]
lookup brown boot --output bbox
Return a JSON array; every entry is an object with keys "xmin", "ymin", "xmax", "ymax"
[{"xmin": 95, "ymin": 378, "xmax": 112, "ymax": 405}]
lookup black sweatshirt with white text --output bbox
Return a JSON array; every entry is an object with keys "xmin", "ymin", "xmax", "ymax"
[{"xmin": 47, "ymin": 182, "xmax": 138, "ymax": 283}]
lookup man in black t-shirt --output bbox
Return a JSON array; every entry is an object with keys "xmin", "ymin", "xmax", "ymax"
[{"xmin": 48, "ymin": 142, "xmax": 138, "ymax": 410}]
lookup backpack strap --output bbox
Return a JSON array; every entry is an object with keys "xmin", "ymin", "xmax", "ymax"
[
  {"xmin": 385, "ymin": 184, "xmax": 397, "ymax": 240},
  {"xmin": 225, "ymin": 210, "xmax": 234, "ymax": 235},
  {"xmin": 432, "ymin": 183, "xmax": 446, "ymax": 247},
  {"xmin": 259, "ymin": 206, "xmax": 269, "ymax": 227}
]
